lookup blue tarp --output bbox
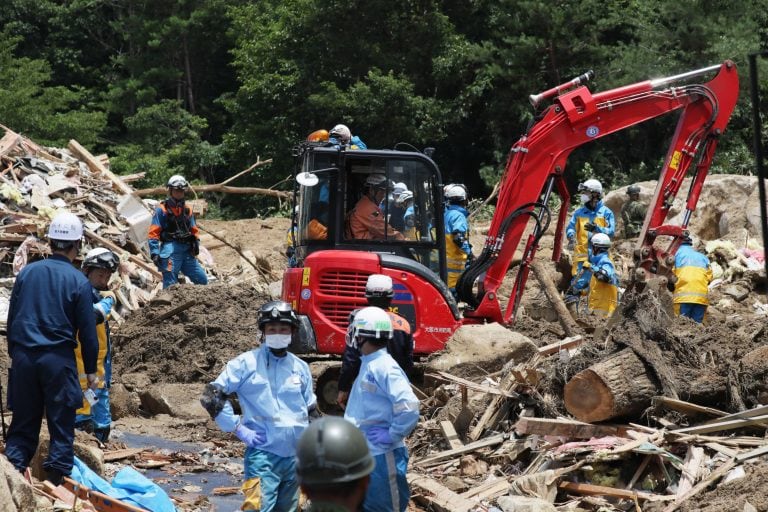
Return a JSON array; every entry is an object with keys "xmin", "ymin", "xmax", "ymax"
[{"xmin": 70, "ymin": 456, "xmax": 176, "ymax": 512}]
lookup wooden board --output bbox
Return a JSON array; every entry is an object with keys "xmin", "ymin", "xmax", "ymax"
[
  {"xmin": 439, "ymin": 420, "xmax": 463, "ymax": 450},
  {"xmin": 537, "ymin": 335, "xmax": 584, "ymax": 356},
  {"xmin": 559, "ymin": 481, "xmax": 670, "ymax": 501},
  {"xmin": 515, "ymin": 417, "xmax": 629, "ymax": 439},
  {"xmin": 63, "ymin": 478, "xmax": 148, "ymax": 512},
  {"xmin": 412, "ymin": 433, "xmax": 508, "ymax": 467},
  {"xmin": 408, "ymin": 474, "xmax": 479, "ymax": 512}
]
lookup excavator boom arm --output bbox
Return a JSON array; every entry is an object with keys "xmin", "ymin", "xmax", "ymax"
[{"xmin": 459, "ymin": 61, "xmax": 739, "ymax": 324}]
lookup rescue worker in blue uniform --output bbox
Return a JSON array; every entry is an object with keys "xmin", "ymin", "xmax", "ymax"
[
  {"xmin": 569, "ymin": 233, "xmax": 619, "ymax": 317},
  {"xmin": 5, "ymin": 212, "xmax": 99, "ymax": 486},
  {"xmin": 148, "ymin": 175, "xmax": 208, "ymax": 288},
  {"xmin": 74, "ymin": 248, "xmax": 120, "ymax": 443},
  {"xmin": 565, "ymin": 179, "xmax": 615, "ymax": 303},
  {"xmin": 668, "ymin": 234, "xmax": 712, "ymax": 323},
  {"xmin": 201, "ymin": 301, "xmax": 318, "ymax": 511},
  {"xmin": 337, "ymin": 274, "xmax": 414, "ymax": 410},
  {"xmin": 444, "ymin": 184, "xmax": 472, "ymax": 297},
  {"xmin": 344, "ymin": 307, "xmax": 420, "ymax": 512}
]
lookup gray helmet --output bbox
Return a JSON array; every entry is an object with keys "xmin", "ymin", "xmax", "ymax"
[
  {"xmin": 627, "ymin": 184, "xmax": 641, "ymax": 196},
  {"xmin": 258, "ymin": 300, "xmax": 299, "ymax": 329},
  {"xmin": 296, "ymin": 417, "xmax": 375, "ymax": 486}
]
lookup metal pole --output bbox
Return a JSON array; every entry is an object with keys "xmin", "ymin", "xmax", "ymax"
[{"xmin": 749, "ymin": 52, "xmax": 768, "ymax": 289}]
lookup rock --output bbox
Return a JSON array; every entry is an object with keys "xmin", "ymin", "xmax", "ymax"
[
  {"xmin": 496, "ymin": 495, "xmax": 557, "ymax": 512},
  {"xmin": 29, "ymin": 427, "xmax": 105, "ymax": 479},
  {"xmin": 140, "ymin": 383, "xmax": 208, "ymax": 419},
  {"xmin": 121, "ymin": 372, "xmax": 153, "ymax": 391},
  {"xmin": 0, "ymin": 454, "xmax": 40, "ymax": 512},
  {"xmin": 723, "ymin": 284, "xmax": 750, "ymax": 302},
  {"xmin": 268, "ymin": 280, "xmax": 283, "ymax": 299},
  {"xmin": 427, "ymin": 323, "xmax": 537, "ymax": 374},
  {"xmin": 110, "ymin": 383, "xmax": 141, "ymax": 419}
]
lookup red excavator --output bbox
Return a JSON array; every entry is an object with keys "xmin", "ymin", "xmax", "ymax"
[{"xmin": 282, "ymin": 61, "xmax": 739, "ymax": 407}]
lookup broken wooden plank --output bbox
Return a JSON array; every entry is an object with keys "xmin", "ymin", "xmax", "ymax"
[
  {"xmin": 655, "ymin": 396, "xmax": 727, "ymax": 418},
  {"xmin": 559, "ymin": 481, "xmax": 670, "ymax": 502},
  {"xmin": 212, "ymin": 486, "xmax": 241, "ymax": 496},
  {"xmin": 408, "ymin": 473, "xmax": 479, "ymax": 512},
  {"xmin": 675, "ymin": 446, "xmax": 704, "ymax": 502},
  {"xmin": 439, "ymin": 420, "xmax": 463, "ymax": 450},
  {"xmin": 103, "ymin": 447, "xmax": 146, "ymax": 462},
  {"xmin": 515, "ymin": 417, "xmax": 629, "ymax": 439},
  {"xmin": 429, "ymin": 371, "xmax": 519, "ymax": 398},
  {"xmin": 63, "ymin": 478, "xmax": 149, "ymax": 512},
  {"xmin": 537, "ymin": 335, "xmax": 584, "ymax": 356},
  {"xmin": 530, "ymin": 260, "xmax": 579, "ymax": 337},
  {"xmin": 700, "ymin": 404, "xmax": 768, "ymax": 425},
  {"xmin": 412, "ymin": 433, "xmax": 508, "ymax": 467},
  {"xmin": 671, "ymin": 413, "xmax": 768, "ymax": 435},
  {"xmin": 143, "ymin": 300, "xmax": 197, "ymax": 326},
  {"xmin": 68, "ymin": 139, "xmax": 135, "ymax": 196},
  {"xmin": 459, "ymin": 478, "xmax": 509, "ymax": 501}
]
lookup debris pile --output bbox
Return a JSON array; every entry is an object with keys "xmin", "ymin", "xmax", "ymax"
[{"xmin": 0, "ymin": 126, "xmax": 164, "ymax": 326}]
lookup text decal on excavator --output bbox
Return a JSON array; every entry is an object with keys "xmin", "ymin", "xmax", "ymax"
[
  {"xmin": 302, "ymin": 267, "xmax": 311, "ymax": 286},
  {"xmin": 669, "ymin": 150, "xmax": 682, "ymax": 171}
]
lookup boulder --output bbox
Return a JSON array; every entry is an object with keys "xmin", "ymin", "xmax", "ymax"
[
  {"xmin": 0, "ymin": 455, "xmax": 41, "ymax": 512},
  {"xmin": 139, "ymin": 383, "xmax": 208, "ymax": 419},
  {"xmin": 121, "ymin": 372, "xmax": 152, "ymax": 391},
  {"xmin": 426, "ymin": 323, "xmax": 537, "ymax": 374},
  {"xmin": 110, "ymin": 383, "xmax": 141, "ymax": 419}
]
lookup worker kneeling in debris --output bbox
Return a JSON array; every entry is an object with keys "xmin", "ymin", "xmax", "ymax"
[
  {"xmin": 444, "ymin": 184, "xmax": 473, "ymax": 297},
  {"xmin": 74, "ymin": 248, "xmax": 120, "ymax": 443},
  {"xmin": 668, "ymin": 234, "xmax": 712, "ymax": 323},
  {"xmin": 569, "ymin": 233, "xmax": 619, "ymax": 317},
  {"xmin": 566, "ymin": 179, "xmax": 615, "ymax": 275},
  {"xmin": 337, "ymin": 274, "xmax": 414, "ymax": 409},
  {"xmin": 5, "ymin": 212, "xmax": 99, "ymax": 486},
  {"xmin": 201, "ymin": 301, "xmax": 318, "ymax": 511},
  {"xmin": 343, "ymin": 307, "xmax": 419, "ymax": 512},
  {"xmin": 296, "ymin": 417, "xmax": 375, "ymax": 512},
  {"xmin": 148, "ymin": 175, "xmax": 208, "ymax": 288}
]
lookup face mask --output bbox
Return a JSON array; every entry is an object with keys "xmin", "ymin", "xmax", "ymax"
[
  {"xmin": 580, "ymin": 194, "xmax": 591, "ymax": 203},
  {"xmin": 265, "ymin": 334, "xmax": 291, "ymax": 350}
]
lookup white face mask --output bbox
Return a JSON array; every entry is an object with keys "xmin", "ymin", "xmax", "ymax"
[
  {"xmin": 580, "ymin": 193, "xmax": 591, "ymax": 203},
  {"xmin": 265, "ymin": 334, "xmax": 291, "ymax": 350}
]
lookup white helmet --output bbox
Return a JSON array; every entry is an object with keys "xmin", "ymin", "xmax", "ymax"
[
  {"xmin": 579, "ymin": 179, "xmax": 603, "ymax": 197},
  {"xmin": 48, "ymin": 212, "xmax": 83, "ymax": 241},
  {"xmin": 444, "ymin": 184, "xmax": 467, "ymax": 201},
  {"xmin": 83, "ymin": 247, "xmax": 119, "ymax": 272},
  {"xmin": 365, "ymin": 274, "xmax": 394, "ymax": 299},
  {"xmin": 167, "ymin": 175, "xmax": 189, "ymax": 189},
  {"xmin": 392, "ymin": 182, "xmax": 408, "ymax": 196},
  {"xmin": 364, "ymin": 174, "xmax": 388, "ymax": 189},
  {"xmin": 396, "ymin": 190, "xmax": 414, "ymax": 205},
  {"xmin": 330, "ymin": 124, "xmax": 352, "ymax": 144},
  {"xmin": 591, "ymin": 232, "xmax": 611, "ymax": 249},
  {"xmin": 350, "ymin": 307, "xmax": 393, "ymax": 344}
]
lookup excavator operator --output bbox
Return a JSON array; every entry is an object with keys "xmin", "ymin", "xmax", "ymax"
[
  {"xmin": 566, "ymin": 178, "xmax": 615, "ymax": 276},
  {"xmin": 346, "ymin": 174, "xmax": 405, "ymax": 240}
]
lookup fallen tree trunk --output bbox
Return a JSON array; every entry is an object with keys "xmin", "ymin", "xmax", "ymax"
[
  {"xmin": 530, "ymin": 260, "xmax": 579, "ymax": 337},
  {"xmin": 564, "ymin": 347, "xmax": 659, "ymax": 422},
  {"xmin": 134, "ymin": 184, "xmax": 290, "ymax": 198}
]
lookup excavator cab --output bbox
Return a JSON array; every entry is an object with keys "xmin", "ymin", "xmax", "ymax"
[{"xmin": 284, "ymin": 143, "xmax": 461, "ymax": 361}]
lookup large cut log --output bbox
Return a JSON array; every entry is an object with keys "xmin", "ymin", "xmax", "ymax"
[{"xmin": 564, "ymin": 348, "xmax": 659, "ymax": 422}]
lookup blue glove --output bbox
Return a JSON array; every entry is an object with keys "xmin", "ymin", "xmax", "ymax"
[
  {"xmin": 235, "ymin": 424, "xmax": 266, "ymax": 448},
  {"xmin": 366, "ymin": 427, "xmax": 393, "ymax": 446}
]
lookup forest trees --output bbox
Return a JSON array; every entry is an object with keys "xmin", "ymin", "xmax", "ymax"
[{"xmin": 0, "ymin": 0, "xmax": 766, "ymax": 217}]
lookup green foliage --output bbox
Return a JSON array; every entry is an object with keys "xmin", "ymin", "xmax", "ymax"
[
  {"xmin": 1, "ymin": 0, "xmax": 767, "ymax": 217},
  {"xmin": 0, "ymin": 30, "xmax": 106, "ymax": 145}
]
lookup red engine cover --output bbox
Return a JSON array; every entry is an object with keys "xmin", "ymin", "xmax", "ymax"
[{"xmin": 284, "ymin": 250, "xmax": 460, "ymax": 355}]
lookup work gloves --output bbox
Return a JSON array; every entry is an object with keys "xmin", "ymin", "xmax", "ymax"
[
  {"xmin": 86, "ymin": 373, "xmax": 99, "ymax": 390},
  {"xmin": 566, "ymin": 236, "xmax": 575, "ymax": 251},
  {"xmin": 595, "ymin": 269, "xmax": 611, "ymax": 283},
  {"xmin": 584, "ymin": 222, "xmax": 597, "ymax": 232},
  {"xmin": 366, "ymin": 427, "xmax": 394, "ymax": 446},
  {"xmin": 235, "ymin": 424, "xmax": 266, "ymax": 448},
  {"xmin": 190, "ymin": 238, "xmax": 200, "ymax": 256}
]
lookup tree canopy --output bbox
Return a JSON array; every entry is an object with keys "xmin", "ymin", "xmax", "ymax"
[{"xmin": 1, "ymin": 0, "xmax": 766, "ymax": 217}]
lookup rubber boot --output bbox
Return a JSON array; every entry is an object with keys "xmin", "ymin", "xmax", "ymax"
[
  {"xmin": 94, "ymin": 427, "xmax": 111, "ymax": 443},
  {"xmin": 74, "ymin": 419, "xmax": 95, "ymax": 434},
  {"xmin": 44, "ymin": 468, "xmax": 64, "ymax": 486}
]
